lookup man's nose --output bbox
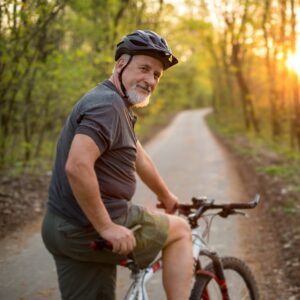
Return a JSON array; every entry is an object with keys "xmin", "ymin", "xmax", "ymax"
[{"xmin": 144, "ymin": 74, "xmax": 156, "ymax": 90}]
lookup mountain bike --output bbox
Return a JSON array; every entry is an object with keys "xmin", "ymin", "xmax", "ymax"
[{"xmin": 90, "ymin": 194, "xmax": 260, "ymax": 300}]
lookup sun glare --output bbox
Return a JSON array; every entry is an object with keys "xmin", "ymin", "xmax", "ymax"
[{"xmin": 286, "ymin": 41, "xmax": 300, "ymax": 76}]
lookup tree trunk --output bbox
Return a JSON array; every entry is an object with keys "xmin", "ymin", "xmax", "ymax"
[
  {"xmin": 290, "ymin": 0, "xmax": 300, "ymax": 149},
  {"xmin": 231, "ymin": 43, "xmax": 259, "ymax": 133},
  {"xmin": 262, "ymin": 0, "xmax": 281, "ymax": 141}
]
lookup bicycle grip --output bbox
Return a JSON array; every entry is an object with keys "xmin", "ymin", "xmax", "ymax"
[
  {"xmin": 156, "ymin": 203, "xmax": 165, "ymax": 209},
  {"xmin": 89, "ymin": 238, "xmax": 113, "ymax": 251},
  {"xmin": 156, "ymin": 203, "xmax": 178, "ymax": 214}
]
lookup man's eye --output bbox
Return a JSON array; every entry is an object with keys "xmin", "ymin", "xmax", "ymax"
[{"xmin": 154, "ymin": 73, "xmax": 161, "ymax": 80}]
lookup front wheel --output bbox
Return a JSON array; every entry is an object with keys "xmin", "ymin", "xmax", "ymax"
[{"xmin": 190, "ymin": 256, "xmax": 259, "ymax": 300}]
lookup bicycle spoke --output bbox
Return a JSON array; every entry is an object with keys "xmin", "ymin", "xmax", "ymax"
[{"xmin": 224, "ymin": 269, "xmax": 251, "ymax": 300}]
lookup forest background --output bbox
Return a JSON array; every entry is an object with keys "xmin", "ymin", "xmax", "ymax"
[
  {"xmin": 1, "ymin": 0, "xmax": 300, "ymax": 295},
  {"xmin": 1, "ymin": 0, "xmax": 300, "ymax": 172}
]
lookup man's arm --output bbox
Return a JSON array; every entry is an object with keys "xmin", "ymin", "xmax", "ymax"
[
  {"xmin": 65, "ymin": 134, "xmax": 136, "ymax": 254},
  {"xmin": 135, "ymin": 141, "xmax": 178, "ymax": 213}
]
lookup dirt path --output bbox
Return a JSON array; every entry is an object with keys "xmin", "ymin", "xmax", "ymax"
[{"xmin": 0, "ymin": 109, "xmax": 295, "ymax": 299}]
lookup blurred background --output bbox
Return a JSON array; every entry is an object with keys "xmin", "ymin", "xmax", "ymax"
[{"xmin": 1, "ymin": 0, "xmax": 300, "ymax": 172}]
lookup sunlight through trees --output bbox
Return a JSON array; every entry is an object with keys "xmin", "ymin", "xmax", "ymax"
[{"xmin": 1, "ymin": 0, "xmax": 300, "ymax": 172}]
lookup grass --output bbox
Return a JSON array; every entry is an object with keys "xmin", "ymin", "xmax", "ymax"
[
  {"xmin": 256, "ymin": 165, "xmax": 295, "ymax": 179},
  {"xmin": 271, "ymin": 199, "xmax": 299, "ymax": 215},
  {"xmin": 235, "ymin": 146, "xmax": 258, "ymax": 158},
  {"xmin": 291, "ymin": 185, "xmax": 300, "ymax": 193}
]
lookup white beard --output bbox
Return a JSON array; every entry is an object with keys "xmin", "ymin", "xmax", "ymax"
[{"xmin": 126, "ymin": 85, "xmax": 151, "ymax": 108}]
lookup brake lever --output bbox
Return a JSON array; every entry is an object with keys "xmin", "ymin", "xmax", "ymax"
[
  {"xmin": 234, "ymin": 211, "xmax": 247, "ymax": 217},
  {"xmin": 219, "ymin": 209, "xmax": 247, "ymax": 218}
]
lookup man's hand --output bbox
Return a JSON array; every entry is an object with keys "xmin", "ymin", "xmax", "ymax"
[
  {"xmin": 158, "ymin": 192, "xmax": 179, "ymax": 214},
  {"xmin": 99, "ymin": 223, "xmax": 136, "ymax": 255}
]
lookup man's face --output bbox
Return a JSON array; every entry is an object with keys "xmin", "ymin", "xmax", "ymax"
[{"xmin": 119, "ymin": 55, "xmax": 163, "ymax": 107}]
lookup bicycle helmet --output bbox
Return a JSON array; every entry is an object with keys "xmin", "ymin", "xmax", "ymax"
[
  {"xmin": 115, "ymin": 30, "xmax": 178, "ymax": 70},
  {"xmin": 114, "ymin": 30, "xmax": 178, "ymax": 102}
]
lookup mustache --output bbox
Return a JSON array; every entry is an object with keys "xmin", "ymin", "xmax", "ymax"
[{"xmin": 136, "ymin": 83, "xmax": 151, "ymax": 93}]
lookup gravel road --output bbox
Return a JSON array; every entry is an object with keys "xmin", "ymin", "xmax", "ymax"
[{"xmin": 0, "ymin": 109, "xmax": 261, "ymax": 300}]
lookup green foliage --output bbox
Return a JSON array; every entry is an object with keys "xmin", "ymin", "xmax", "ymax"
[
  {"xmin": 206, "ymin": 114, "xmax": 246, "ymax": 139},
  {"xmin": 0, "ymin": 0, "xmax": 214, "ymax": 173},
  {"xmin": 204, "ymin": 0, "xmax": 300, "ymax": 157},
  {"xmin": 256, "ymin": 165, "xmax": 294, "ymax": 179},
  {"xmin": 291, "ymin": 186, "xmax": 300, "ymax": 193}
]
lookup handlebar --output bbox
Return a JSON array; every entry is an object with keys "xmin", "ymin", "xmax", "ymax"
[
  {"xmin": 192, "ymin": 194, "xmax": 259, "ymax": 213},
  {"xmin": 157, "ymin": 194, "xmax": 260, "ymax": 224}
]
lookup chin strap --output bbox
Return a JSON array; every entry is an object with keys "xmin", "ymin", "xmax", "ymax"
[{"xmin": 118, "ymin": 55, "xmax": 133, "ymax": 99}]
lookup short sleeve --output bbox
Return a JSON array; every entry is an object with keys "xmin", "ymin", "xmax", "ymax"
[{"xmin": 75, "ymin": 104, "xmax": 120, "ymax": 153}]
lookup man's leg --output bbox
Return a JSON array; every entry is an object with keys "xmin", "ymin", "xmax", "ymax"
[
  {"xmin": 42, "ymin": 209, "xmax": 122, "ymax": 300},
  {"xmin": 162, "ymin": 215, "xmax": 193, "ymax": 300},
  {"xmin": 54, "ymin": 255, "xmax": 116, "ymax": 300}
]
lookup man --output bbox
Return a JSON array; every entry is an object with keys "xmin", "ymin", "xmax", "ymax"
[{"xmin": 42, "ymin": 30, "xmax": 193, "ymax": 300}]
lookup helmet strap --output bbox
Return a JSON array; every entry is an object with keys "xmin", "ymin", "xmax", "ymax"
[{"xmin": 118, "ymin": 55, "xmax": 133, "ymax": 100}]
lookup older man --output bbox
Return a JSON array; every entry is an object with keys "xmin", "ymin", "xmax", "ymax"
[{"xmin": 42, "ymin": 30, "xmax": 193, "ymax": 300}]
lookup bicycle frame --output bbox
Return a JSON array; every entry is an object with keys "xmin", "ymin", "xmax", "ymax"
[
  {"xmin": 123, "ymin": 227, "xmax": 208, "ymax": 300},
  {"xmin": 93, "ymin": 196, "xmax": 260, "ymax": 299},
  {"xmin": 123, "ymin": 259, "xmax": 163, "ymax": 300}
]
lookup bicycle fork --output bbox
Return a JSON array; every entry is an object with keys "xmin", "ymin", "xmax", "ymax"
[{"xmin": 196, "ymin": 250, "xmax": 230, "ymax": 300}]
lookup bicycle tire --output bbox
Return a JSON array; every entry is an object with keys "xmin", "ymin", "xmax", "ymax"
[{"xmin": 190, "ymin": 256, "xmax": 259, "ymax": 300}]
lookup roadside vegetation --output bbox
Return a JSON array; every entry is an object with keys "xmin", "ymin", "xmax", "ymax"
[
  {"xmin": 207, "ymin": 113, "xmax": 300, "ymax": 294},
  {"xmin": 2, "ymin": 0, "xmax": 300, "ymax": 174}
]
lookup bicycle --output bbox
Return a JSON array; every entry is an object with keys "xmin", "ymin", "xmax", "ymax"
[{"xmin": 90, "ymin": 194, "xmax": 260, "ymax": 300}]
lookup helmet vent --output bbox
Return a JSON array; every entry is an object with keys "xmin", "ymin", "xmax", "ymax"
[
  {"xmin": 161, "ymin": 38, "xmax": 167, "ymax": 47},
  {"xmin": 131, "ymin": 39, "xmax": 147, "ymax": 47},
  {"xmin": 149, "ymin": 36, "xmax": 157, "ymax": 45}
]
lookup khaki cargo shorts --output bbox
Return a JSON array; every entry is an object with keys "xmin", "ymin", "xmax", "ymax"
[{"xmin": 42, "ymin": 204, "xmax": 169, "ymax": 300}]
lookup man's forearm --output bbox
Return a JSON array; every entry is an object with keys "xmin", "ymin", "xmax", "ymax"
[
  {"xmin": 136, "ymin": 151, "xmax": 170, "ymax": 198},
  {"xmin": 66, "ymin": 162, "xmax": 113, "ymax": 233},
  {"xmin": 136, "ymin": 141, "xmax": 178, "ymax": 212}
]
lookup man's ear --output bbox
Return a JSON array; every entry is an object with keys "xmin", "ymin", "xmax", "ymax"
[{"xmin": 115, "ymin": 58, "xmax": 127, "ymax": 73}]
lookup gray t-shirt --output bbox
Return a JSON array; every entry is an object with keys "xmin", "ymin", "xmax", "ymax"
[{"xmin": 48, "ymin": 80, "xmax": 137, "ymax": 226}]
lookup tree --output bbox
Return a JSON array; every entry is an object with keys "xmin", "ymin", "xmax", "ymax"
[
  {"xmin": 290, "ymin": 0, "xmax": 300, "ymax": 149},
  {"xmin": 0, "ymin": 0, "xmax": 66, "ymax": 169}
]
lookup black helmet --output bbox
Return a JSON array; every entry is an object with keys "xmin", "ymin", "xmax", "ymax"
[{"xmin": 115, "ymin": 30, "xmax": 178, "ymax": 70}]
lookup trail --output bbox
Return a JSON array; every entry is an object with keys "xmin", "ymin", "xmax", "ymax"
[
  {"xmin": 0, "ymin": 109, "xmax": 267, "ymax": 299},
  {"xmin": 117, "ymin": 108, "xmax": 250, "ymax": 299}
]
